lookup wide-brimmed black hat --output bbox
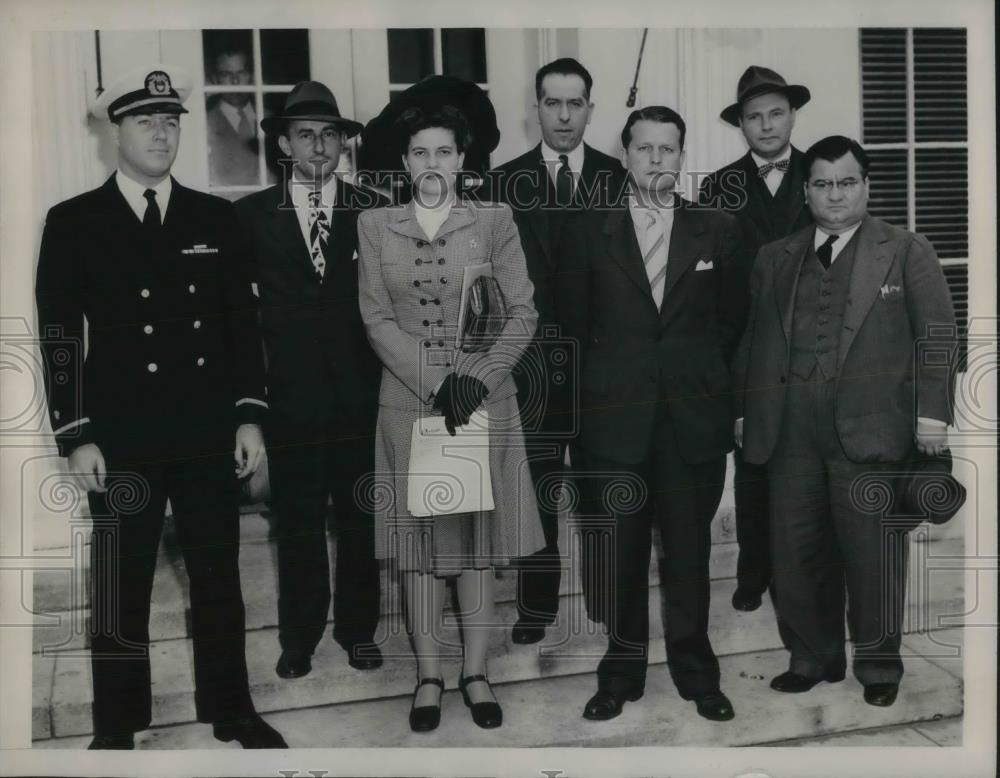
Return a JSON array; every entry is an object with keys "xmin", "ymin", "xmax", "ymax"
[
  {"xmin": 897, "ymin": 449, "xmax": 967, "ymax": 525},
  {"xmin": 720, "ymin": 65, "xmax": 811, "ymax": 127},
  {"xmin": 358, "ymin": 75, "xmax": 501, "ymax": 178},
  {"xmin": 260, "ymin": 80, "xmax": 363, "ymax": 137}
]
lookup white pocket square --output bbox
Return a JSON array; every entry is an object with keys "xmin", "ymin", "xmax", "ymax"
[
  {"xmin": 695, "ymin": 259, "xmax": 714, "ymax": 271},
  {"xmin": 352, "ymin": 249, "xmax": 359, "ymax": 261}
]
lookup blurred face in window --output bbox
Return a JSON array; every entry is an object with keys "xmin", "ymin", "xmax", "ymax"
[
  {"xmin": 113, "ymin": 112, "xmax": 180, "ymax": 187},
  {"xmin": 403, "ymin": 126, "xmax": 465, "ymax": 206},
  {"xmin": 279, "ymin": 120, "xmax": 343, "ymax": 185},
  {"xmin": 739, "ymin": 92, "xmax": 795, "ymax": 160},
  {"xmin": 211, "ymin": 52, "xmax": 253, "ymax": 109},
  {"xmin": 536, "ymin": 73, "xmax": 593, "ymax": 153},
  {"xmin": 804, "ymin": 152, "xmax": 870, "ymax": 233}
]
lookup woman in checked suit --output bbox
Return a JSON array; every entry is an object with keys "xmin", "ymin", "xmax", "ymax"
[{"xmin": 357, "ymin": 104, "xmax": 545, "ymax": 732}]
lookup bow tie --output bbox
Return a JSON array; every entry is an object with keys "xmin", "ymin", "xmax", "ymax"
[{"xmin": 757, "ymin": 158, "xmax": 791, "ymax": 178}]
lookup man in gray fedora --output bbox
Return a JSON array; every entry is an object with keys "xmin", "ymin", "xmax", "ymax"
[
  {"xmin": 700, "ymin": 65, "xmax": 814, "ymax": 613},
  {"xmin": 235, "ymin": 81, "xmax": 386, "ymax": 680}
]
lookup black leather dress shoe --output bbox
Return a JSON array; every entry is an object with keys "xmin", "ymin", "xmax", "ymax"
[
  {"xmin": 409, "ymin": 677, "xmax": 444, "ymax": 732},
  {"xmin": 863, "ymin": 683, "xmax": 899, "ymax": 707},
  {"xmin": 731, "ymin": 588, "xmax": 763, "ymax": 612},
  {"xmin": 459, "ymin": 674, "xmax": 503, "ymax": 729},
  {"xmin": 213, "ymin": 714, "xmax": 287, "ymax": 748},
  {"xmin": 275, "ymin": 651, "xmax": 312, "ymax": 679},
  {"xmin": 345, "ymin": 641, "xmax": 384, "ymax": 671},
  {"xmin": 692, "ymin": 691, "xmax": 735, "ymax": 721},
  {"xmin": 88, "ymin": 733, "xmax": 134, "ymax": 750},
  {"xmin": 582, "ymin": 688, "xmax": 644, "ymax": 721},
  {"xmin": 769, "ymin": 670, "xmax": 845, "ymax": 693},
  {"xmin": 511, "ymin": 621, "xmax": 546, "ymax": 645}
]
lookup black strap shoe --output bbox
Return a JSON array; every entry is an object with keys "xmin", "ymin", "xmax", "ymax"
[
  {"xmin": 409, "ymin": 677, "xmax": 444, "ymax": 732},
  {"xmin": 511, "ymin": 620, "xmax": 546, "ymax": 645},
  {"xmin": 213, "ymin": 714, "xmax": 288, "ymax": 748},
  {"xmin": 863, "ymin": 683, "xmax": 899, "ymax": 707},
  {"xmin": 458, "ymin": 673, "xmax": 503, "ymax": 729},
  {"xmin": 275, "ymin": 650, "xmax": 312, "ymax": 679},
  {"xmin": 582, "ymin": 687, "xmax": 644, "ymax": 721},
  {"xmin": 88, "ymin": 733, "xmax": 134, "ymax": 750},
  {"xmin": 692, "ymin": 691, "xmax": 735, "ymax": 721},
  {"xmin": 769, "ymin": 670, "xmax": 845, "ymax": 693}
]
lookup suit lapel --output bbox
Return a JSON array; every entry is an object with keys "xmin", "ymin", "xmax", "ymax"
[
  {"xmin": 779, "ymin": 147, "xmax": 808, "ymax": 231},
  {"xmin": 265, "ymin": 184, "xmax": 317, "ymax": 280},
  {"xmin": 775, "ymin": 228, "xmax": 813, "ymax": 343},
  {"xmin": 603, "ymin": 207, "xmax": 658, "ymax": 311},
  {"xmin": 385, "ymin": 199, "xmax": 476, "ymax": 242},
  {"xmin": 838, "ymin": 216, "xmax": 894, "ymax": 365},
  {"xmin": 660, "ymin": 199, "xmax": 704, "ymax": 310}
]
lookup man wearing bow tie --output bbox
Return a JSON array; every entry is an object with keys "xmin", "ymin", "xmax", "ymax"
[
  {"xmin": 560, "ymin": 106, "xmax": 744, "ymax": 723},
  {"xmin": 235, "ymin": 82, "xmax": 386, "ymax": 681},
  {"xmin": 699, "ymin": 66, "xmax": 815, "ymax": 613},
  {"xmin": 733, "ymin": 136, "xmax": 956, "ymax": 707}
]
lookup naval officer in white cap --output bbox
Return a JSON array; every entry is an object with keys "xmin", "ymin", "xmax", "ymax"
[{"xmin": 35, "ymin": 64, "xmax": 286, "ymax": 749}]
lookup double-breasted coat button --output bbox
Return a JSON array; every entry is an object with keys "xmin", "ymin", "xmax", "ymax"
[
  {"xmin": 416, "ymin": 240, "xmax": 426, "ymax": 248},
  {"xmin": 436, "ymin": 319, "xmax": 443, "ymax": 325},
  {"xmin": 423, "ymin": 319, "xmax": 430, "ymax": 326},
  {"xmin": 780, "ymin": 376, "xmax": 786, "ymax": 383},
  {"xmin": 414, "ymin": 259, "xmax": 422, "ymax": 266},
  {"xmin": 188, "ymin": 284, "xmax": 196, "ymax": 293},
  {"xmin": 437, "ymin": 238, "xmax": 446, "ymax": 247},
  {"xmin": 438, "ymin": 258, "xmax": 445, "ymax": 264},
  {"xmin": 143, "ymin": 324, "xmax": 153, "ymax": 334},
  {"xmin": 147, "ymin": 363, "xmax": 158, "ymax": 373},
  {"xmin": 437, "ymin": 339, "xmax": 445, "ymax": 347},
  {"xmin": 414, "ymin": 280, "xmax": 421, "ymax": 287},
  {"xmin": 193, "ymin": 320, "xmax": 201, "ymax": 329},
  {"xmin": 197, "ymin": 357, "xmax": 205, "ymax": 366},
  {"xmin": 420, "ymin": 299, "xmax": 427, "ymax": 305},
  {"xmin": 440, "ymin": 277, "xmax": 448, "ymax": 284},
  {"xmin": 433, "ymin": 298, "xmax": 441, "ymax": 305},
  {"xmin": 140, "ymin": 288, "xmax": 150, "ymax": 298},
  {"xmin": 423, "ymin": 341, "xmax": 430, "ymax": 349}
]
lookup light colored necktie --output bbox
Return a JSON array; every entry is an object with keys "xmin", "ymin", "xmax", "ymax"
[
  {"xmin": 307, "ymin": 190, "xmax": 329, "ymax": 280},
  {"xmin": 237, "ymin": 106, "xmax": 255, "ymax": 143},
  {"xmin": 642, "ymin": 210, "xmax": 668, "ymax": 309}
]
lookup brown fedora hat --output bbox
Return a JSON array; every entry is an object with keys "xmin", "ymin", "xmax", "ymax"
[
  {"xmin": 260, "ymin": 80, "xmax": 363, "ymax": 137},
  {"xmin": 720, "ymin": 66, "xmax": 811, "ymax": 127}
]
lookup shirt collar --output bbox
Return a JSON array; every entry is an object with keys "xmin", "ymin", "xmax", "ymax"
[
  {"xmin": 115, "ymin": 169, "xmax": 172, "ymax": 219},
  {"xmin": 219, "ymin": 100, "xmax": 256, "ymax": 133},
  {"xmin": 289, "ymin": 172, "xmax": 338, "ymax": 210},
  {"xmin": 750, "ymin": 145, "xmax": 792, "ymax": 170},
  {"xmin": 627, "ymin": 192, "xmax": 677, "ymax": 228},
  {"xmin": 541, "ymin": 140, "xmax": 585, "ymax": 173},
  {"xmin": 815, "ymin": 220, "xmax": 862, "ymax": 250}
]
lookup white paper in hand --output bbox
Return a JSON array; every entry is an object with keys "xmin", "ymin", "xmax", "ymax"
[{"xmin": 407, "ymin": 409, "xmax": 495, "ymax": 517}]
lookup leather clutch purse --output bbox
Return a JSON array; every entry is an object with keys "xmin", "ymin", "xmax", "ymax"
[{"xmin": 459, "ymin": 274, "xmax": 508, "ymax": 352}]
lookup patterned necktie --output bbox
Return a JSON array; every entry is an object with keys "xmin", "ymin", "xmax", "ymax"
[
  {"xmin": 757, "ymin": 158, "xmax": 791, "ymax": 178},
  {"xmin": 642, "ymin": 210, "xmax": 668, "ymax": 309},
  {"xmin": 307, "ymin": 189, "xmax": 328, "ymax": 280},
  {"xmin": 142, "ymin": 189, "xmax": 161, "ymax": 231},
  {"xmin": 555, "ymin": 153, "xmax": 574, "ymax": 207},
  {"xmin": 816, "ymin": 232, "xmax": 839, "ymax": 270}
]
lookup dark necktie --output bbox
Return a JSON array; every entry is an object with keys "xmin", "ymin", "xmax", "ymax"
[
  {"xmin": 556, "ymin": 153, "xmax": 574, "ymax": 207},
  {"xmin": 816, "ymin": 232, "xmax": 839, "ymax": 270},
  {"xmin": 142, "ymin": 188, "xmax": 161, "ymax": 230},
  {"xmin": 757, "ymin": 158, "xmax": 791, "ymax": 178}
]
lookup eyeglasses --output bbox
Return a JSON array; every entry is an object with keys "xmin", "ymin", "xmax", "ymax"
[{"xmin": 808, "ymin": 178, "xmax": 863, "ymax": 193}]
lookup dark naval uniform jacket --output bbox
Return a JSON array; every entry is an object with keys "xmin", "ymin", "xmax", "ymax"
[{"xmin": 35, "ymin": 174, "xmax": 267, "ymax": 465}]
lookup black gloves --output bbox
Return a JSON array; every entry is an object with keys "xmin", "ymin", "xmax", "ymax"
[{"xmin": 433, "ymin": 374, "xmax": 488, "ymax": 435}]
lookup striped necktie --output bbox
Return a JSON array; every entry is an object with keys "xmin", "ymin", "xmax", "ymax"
[
  {"xmin": 307, "ymin": 189, "xmax": 328, "ymax": 279},
  {"xmin": 642, "ymin": 210, "xmax": 668, "ymax": 309}
]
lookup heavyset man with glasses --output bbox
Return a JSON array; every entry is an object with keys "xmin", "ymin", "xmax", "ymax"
[{"xmin": 732, "ymin": 135, "xmax": 956, "ymax": 708}]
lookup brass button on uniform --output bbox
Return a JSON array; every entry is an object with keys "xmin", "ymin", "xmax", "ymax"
[
  {"xmin": 140, "ymin": 288, "xmax": 150, "ymax": 298},
  {"xmin": 188, "ymin": 284, "xmax": 196, "ymax": 293},
  {"xmin": 193, "ymin": 320, "xmax": 201, "ymax": 329},
  {"xmin": 147, "ymin": 363, "xmax": 158, "ymax": 373},
  {"xmin": 197, "ymin": 357, "xmax": 206, "ymax": 366},
  {"xmin": 143, "ymin": 324, "xmax": 154, "ymax": 334}
]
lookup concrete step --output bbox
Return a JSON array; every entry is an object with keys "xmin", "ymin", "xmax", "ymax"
[
  {"xmin": 34, "ymin": 566, "xmax": 965, "ymax": 739},
  {"xmin": 34, "ymin": 631, "xmax": 963, "ymax": 749},
  {"xmin": 30, "ymin": 516, "xmax": 963, "ymax": 653}
]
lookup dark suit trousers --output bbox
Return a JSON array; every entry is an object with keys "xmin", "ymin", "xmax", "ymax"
[
  {"xmin": 733, "ymin": 449, "xmax": 772, "ymax": 596},
  {"xmin": 268, "ymin": 409, "xmax": 380, "ymax": 656},
  {"xmin": 87, "ymin": 458, "xmax": 254, "ymax": 736},
  {"xmin": 768, "ymin": 375, "xmax": 909, "ymax": 685},
  {"xmin": 582, "ymin": 404, "xmax": 725, "ymax": 698}
]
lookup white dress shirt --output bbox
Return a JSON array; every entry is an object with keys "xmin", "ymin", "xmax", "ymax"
[
  {"xmin": 814, "ymin": 221, "xmax": 862, "ymax": 264},
  {"xmin": 751, "ymin": 146, "xmax": 793, "ymax": 196},
  {"xmin": 414, "ymin": 199, "xmax": 453, "ymax": 241},
  {"xmin": 219, "ymin": 100, "xmax": 257, "ymax": 134},
  {"xmin": 116, "ymin": 170, "xmax": 172, "ymax": 224}
]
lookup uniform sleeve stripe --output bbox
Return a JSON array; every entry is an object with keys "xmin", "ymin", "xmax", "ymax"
[
  {"xmin": 235, "ymin": 398, "xmax": 269, "ymax": 409},
  {"xmin": 52, "ymin": 417, "xmax": 90, "ymax": 436}
]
